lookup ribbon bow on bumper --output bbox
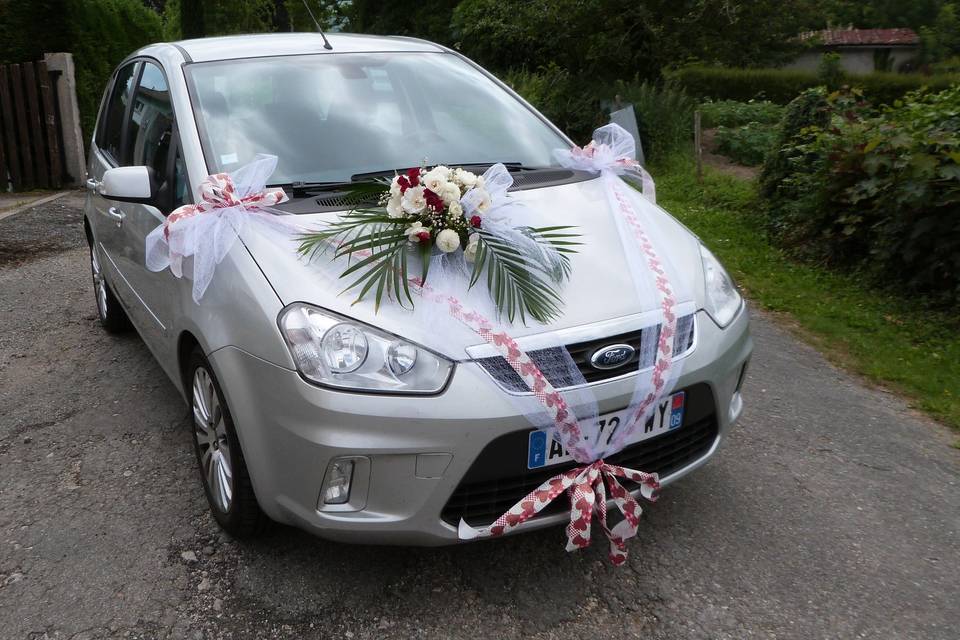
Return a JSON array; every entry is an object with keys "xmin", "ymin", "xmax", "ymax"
[{"xmin": 459, "ymin": 459, "xmax": 660, "ymax": 566}]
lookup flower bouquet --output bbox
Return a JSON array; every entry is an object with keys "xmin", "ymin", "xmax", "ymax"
[{"xmin": 298, "ymin": 164, "xmax": 580, "ymax": 323}]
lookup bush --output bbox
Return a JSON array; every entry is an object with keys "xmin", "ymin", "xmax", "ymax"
[
  {"xmin": 669, "ymin": 65, "xmax": 960, "ymax": 106},
  {"xmin": 761, "ymin": 86, "xmax": 960, "ymax": 305},
  {"xmin": 714, "ymin": 123, "xmax": 778, "ymax": 166},
  {"xmin": 614, "ymin": 80, "xmax": 695, "ymax": 162},
  {"xmin": 699, "ymin": 99, "xmax": 784, "ymax": 128},
  {"xmin": 501, "ymin": 65, "xmax": 604, "ymax": 143},
  {"xmin": 0, "ymin": 0, "xmax": 163, "ymax": 139}
]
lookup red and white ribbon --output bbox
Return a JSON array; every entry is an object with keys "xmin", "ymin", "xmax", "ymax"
[
  {"xmin": 163, "ymin": 171, "xmax": 287, "ymax": 239},
  {"xmin": 145, "ymin": 154, "xmax": 291, "ymax": 303}
]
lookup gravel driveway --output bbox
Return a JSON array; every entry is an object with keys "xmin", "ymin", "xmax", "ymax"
[{"xmin": 1, "ymin": 195, "xmax": 958, "ymax": 640}]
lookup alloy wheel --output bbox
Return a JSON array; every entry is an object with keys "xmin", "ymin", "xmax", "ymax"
[
  {"xmin": 192, "ymin": 366, "xmax": 233, "ymax": 513},
  {"xmin": 90, "ymin": 246, "xmax": 108, "ymax": 320}
]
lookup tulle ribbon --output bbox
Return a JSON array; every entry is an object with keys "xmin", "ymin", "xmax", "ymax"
[
  {"xmin": 145, "ymin": 154, "xmax": 291, "ymax": 302},
  {"xmin": 450, "ymin": 124, "xmax": 685, "ymax": 562}
]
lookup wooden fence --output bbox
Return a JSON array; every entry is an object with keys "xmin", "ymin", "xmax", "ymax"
[{"xmin": 0, "ymin": 60, "xmax": 65, "ymax": 191}]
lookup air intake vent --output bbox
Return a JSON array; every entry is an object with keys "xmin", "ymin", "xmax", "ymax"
[
  {"xmin": 314, "ymin": 191, "xmax": 380, "ymax": 210},
  {"xmin": 508, "ymin": 169, "xmax": 578, "ymax": 191}
]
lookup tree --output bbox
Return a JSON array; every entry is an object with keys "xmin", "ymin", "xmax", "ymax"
[{"xmin": 180, "ymin": 0, "xmax": 205, "ymax": 37}]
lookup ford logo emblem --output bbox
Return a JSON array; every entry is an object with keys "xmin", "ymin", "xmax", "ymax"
[{"xmin": 589, "ymin": 344, "xmax": 636, "ymax": 370}]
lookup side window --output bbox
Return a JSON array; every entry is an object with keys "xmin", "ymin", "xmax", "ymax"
[
  {"xmin": 98, "ymin": 62, "xmax": 139, "ymax": 164},
  {"xmin": 172, "ymin": 147, "xmax": 189, "ymax": 209},
  {"xmin": 128, "ymin": 62, "xmax": 174, "ymax": 174}
]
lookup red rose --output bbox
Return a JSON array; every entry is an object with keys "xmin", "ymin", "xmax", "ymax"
[
  {"xmin": 406, "ymin": 168, "xmax": 421, "ymax": 187},
  {"xmin": 396, "ymin": 175, "xmax": 409, "ymax": 193},
  {"xmin": 470, "ymin": 215, "xmax": 482, "ymax": 228},
  {"xmin": 416, "ymin": 230, "xmax": 431, "ymax": 242},
  {"xmin": 424, "ymin": 189, "xmax": 444, "ymax": 212}
]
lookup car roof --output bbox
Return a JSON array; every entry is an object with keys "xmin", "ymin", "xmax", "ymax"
[{"xmin": 146, "ymin": 32, "xmax": 446, "ymax": 63}]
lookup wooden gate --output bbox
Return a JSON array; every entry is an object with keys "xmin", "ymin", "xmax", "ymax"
[{"xmin": 0, "ymin": 60, "xmax": 64, "ymax": 191}]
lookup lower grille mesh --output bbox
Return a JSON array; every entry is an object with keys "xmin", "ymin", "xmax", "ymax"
[{"xmin": 441, "ymin": 411, "xmax": 718, "ymax": 527}]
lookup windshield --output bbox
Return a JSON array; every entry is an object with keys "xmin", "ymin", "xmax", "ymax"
[{"xmin": 184, "ymin": 53, "xmax": 568, "ymax": 185}]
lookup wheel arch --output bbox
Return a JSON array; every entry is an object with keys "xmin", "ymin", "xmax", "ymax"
[{"xmin": 177, "ymin": 330, "xmax": 202, "ymax": 397}]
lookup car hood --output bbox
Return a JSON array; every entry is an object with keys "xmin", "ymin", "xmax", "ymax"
[{"xmin": 240, "ymin": 177, "xmax": 704, "ymax": 360}]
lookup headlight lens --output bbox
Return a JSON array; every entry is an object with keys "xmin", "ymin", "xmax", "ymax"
[
  {"xmin": 278, "ymin": 303, "xmax": 453, "ymax": 393},
  {"xmin": 699, "ymin": 244, "xmax": 742, "ymax": 328}
]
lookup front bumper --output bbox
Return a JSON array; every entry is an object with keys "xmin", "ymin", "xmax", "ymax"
[{"xmin": 209, "ymin": 308, "xmax": 752, "ymax": 546}]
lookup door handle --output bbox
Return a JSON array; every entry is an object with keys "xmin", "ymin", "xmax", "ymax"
[
  {"xmin": 86, "ymin": 178, "xmax": 101, "ymax": 192},
  {"xmin": 107, "ymin": 206, "xmax": 125, "ymax": 227}
]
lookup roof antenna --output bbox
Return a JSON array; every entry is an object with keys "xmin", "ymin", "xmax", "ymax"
[{"xmin": 301, "ymin": 0, "xmax": 333, "ymax": 50}]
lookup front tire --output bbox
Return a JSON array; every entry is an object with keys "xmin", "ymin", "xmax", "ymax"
[{"xmin": 188, "ymin": 348, "xmax": 269, "ymax": 537}]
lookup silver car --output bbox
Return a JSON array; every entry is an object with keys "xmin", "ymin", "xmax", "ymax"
[{"xmin": 84, "ymin": 33, "xmax": 752, "ymax": 545}]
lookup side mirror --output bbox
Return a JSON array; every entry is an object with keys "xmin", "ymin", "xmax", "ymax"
[{"xmin": 99, "ymin": 166, "xmax": 157, "ymax": 205}]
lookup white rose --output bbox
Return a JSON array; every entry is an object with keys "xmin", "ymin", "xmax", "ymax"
[
  {"xmin": 389, "ymin": 176, "xmax": 402, "ymax": 198},
  {"xmin": 435, "ymin": 228, "xmax": 461, "ymax": 253},
  {"xmin": 440, "ymin": 181, "xmax": 461, "ymax": 205},
  {"xmin": 404, "ymin": 221, "xmax": 430, "ymax": 242},
  {"xmin": 454, "ymin": 168, "xmax": 478, "ymax": 188},
  {"xmin": 401, "ymin": 186, "xmax": 427, "ymax": 214},
  {"xmin": 464, "ymin": 234, "xmax": 480, "ymax": 262},
  {"xmin": 386, "ymin": 194, "xmax": 404, "ymax": 218},
  {"xmin": 422, "ymin": 166, "xmax": 452, "ymax": 193},
  {"xmin": 474, "ymin": 188, "xmax": 492, "ymax": 213},
  {"xmin": 448, "ymin": 200, "xmax": 463, "ymax": 217}
]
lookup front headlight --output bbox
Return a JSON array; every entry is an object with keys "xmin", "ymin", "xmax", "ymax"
[
  {"xmin": 699, "ymin": 244, "xmax": 742, "ymax": 328},
  {"xmin": 278, "ymin": 303, "xmax": 454, "ymax": 394}
]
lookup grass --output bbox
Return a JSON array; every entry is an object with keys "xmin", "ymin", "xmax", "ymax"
[{"xmin": 651, "ymin": 154, "xmax": 960, "ymax": 437}]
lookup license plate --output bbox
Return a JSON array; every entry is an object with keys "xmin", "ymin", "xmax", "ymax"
[{"xmin": 526, "ymin": 391, "xmax": 686, "ymax": 469}]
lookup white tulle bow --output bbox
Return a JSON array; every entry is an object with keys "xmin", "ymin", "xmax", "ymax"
[
  {"xmin": 145, "ymin": 154, "xmax": 293, "ymax": 302},
  {"xmin": 553, "ymin": 123, "xmax": 656, "ymax": 202}
]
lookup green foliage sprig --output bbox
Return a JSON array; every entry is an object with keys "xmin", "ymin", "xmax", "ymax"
[{"xmin": 297, "ymin": 182, "xmax": 579, "ymax": 324}]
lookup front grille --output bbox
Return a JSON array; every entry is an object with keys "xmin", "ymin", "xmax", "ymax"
[
  {"xmin": 441, "ymin": 383, "xmax": 718, "ymax": 526},
  {"xmin": 476, "ymin": 314, "xmax": 695, "ymax": 392}
]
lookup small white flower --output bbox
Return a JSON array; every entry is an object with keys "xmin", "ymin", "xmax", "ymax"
[
  {"xmin": 475, "ymin": 176, "xmax": 485, "ymax": 189},
  {"xmin": 464, "ymin": 233, "xmax": 480, "ymax": 262},
  {"xmin": 386, "ymin": 194, "xmax": 404, "ymax": 218},
  {"xmin": 422, "ymin": 166, "xmax": 452, "ymax": 193},
  {"xmin": 404, "ymin": 221, "xmax": 431, "ymax": 242},
  {"xmin": 435, "ymin": 228, "xmax": 461, "ymax": 253},
  {"xmin": 448, "ymin": 200, "xmax": 463, "ymax": 217},
  {"xmin": 454, "ymin": 168, "xmax": 478, "ymax": 188},
  {"xmin": 402, "ymin": 186, "xmax": 427, "ymax": 214},
  {"xmin": 440, "ymin": 181, "xmax": 461, "ymax": 205},
  {"xmin": 389, "ymin": 176, "xmax": 402, "ymax": 198}
]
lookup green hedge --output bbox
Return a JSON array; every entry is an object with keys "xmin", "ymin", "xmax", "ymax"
[
  {"xmin": 760, "ymin": 86, "xmax": 960, "ymax": 306},
  {"xmin": 669, "ymin": 65, "xmax": 960, "ymax": 106},
  {"xmin": 0, "ymin": 0, "xmax": 162, "ymax": 140}
]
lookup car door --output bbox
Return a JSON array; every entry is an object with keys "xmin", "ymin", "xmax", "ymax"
[
  {"xmin": 107, "ymin": 60, "xmax": 190, "ymax": 356},
  {"xmin": 87, "ymin": 61, "xmax": 140, "ymax": 301}
]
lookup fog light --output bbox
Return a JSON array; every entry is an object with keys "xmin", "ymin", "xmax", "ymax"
[{"xmin": 321, "ymin": 459, "xmax": 354, "ymax": 505}]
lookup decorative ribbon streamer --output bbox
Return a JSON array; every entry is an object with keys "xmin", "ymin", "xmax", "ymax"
[
  {"xmin": 145, "ymin": 154, "xmax": 291, "ymax": 302},
  {"xmin": 458, "ymin": 459, "xmax": 659, "ymax": 566},
  {"xmin": 446, "ymin": 124, "xmax": 687, "ymax": 562},
  {"xmin": 414, "ymin": 282, "xmax": 660, "ymax": 564}
]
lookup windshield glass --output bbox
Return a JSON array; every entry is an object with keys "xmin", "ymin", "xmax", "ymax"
[{"xmin": 184, "ymin": 53, "xmax": 568, "ymax": 185}]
